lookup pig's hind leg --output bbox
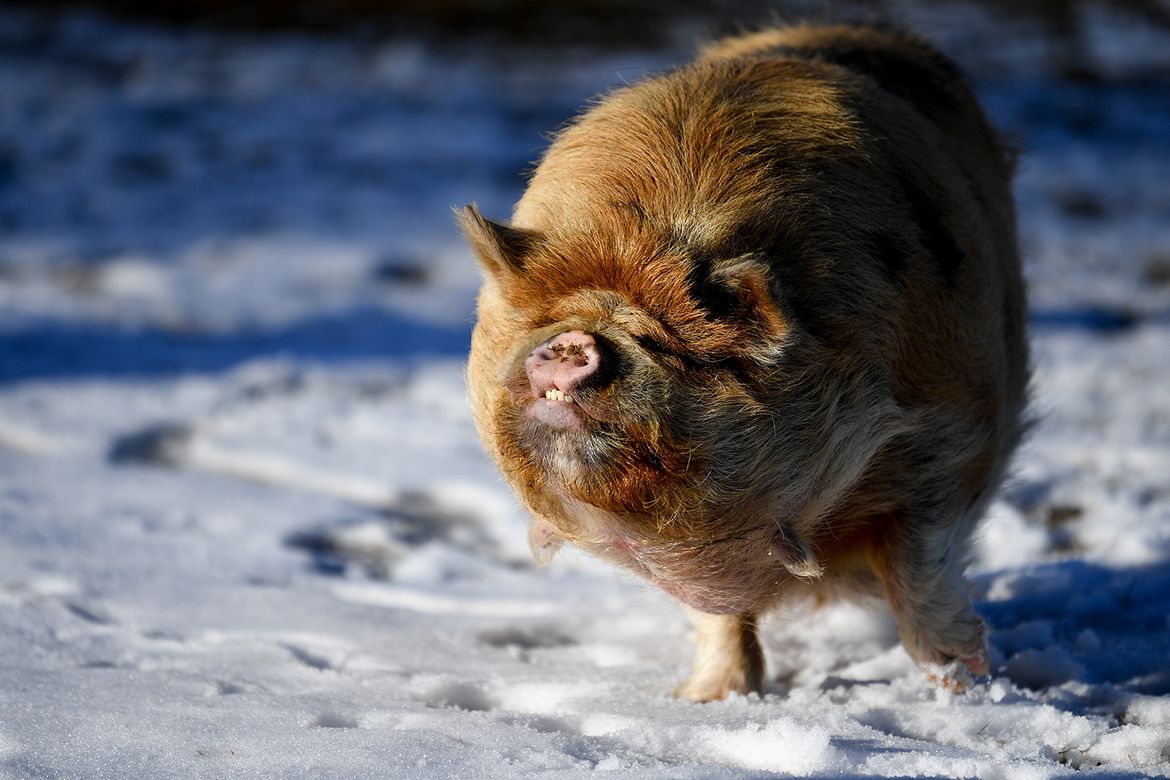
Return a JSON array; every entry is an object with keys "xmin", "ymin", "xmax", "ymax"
[
  {"xmin": 869, "ymin": 520, "xmax": 989, "ymax": 692},
  {"xmin": 675, "ymin": 607, "xmax": 764, "ymax": 702}
]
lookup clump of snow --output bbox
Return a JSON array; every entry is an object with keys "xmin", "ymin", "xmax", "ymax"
[{"xmin": 698, "ymin": 719, "xmax": 843, "ymax": 774}]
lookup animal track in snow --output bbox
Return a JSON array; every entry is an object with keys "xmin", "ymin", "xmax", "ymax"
[
  {"xmin": 415, "ymin": 679, "xmax": 496, "ymax": 712},
  {"xmin": 287, "ymin": 490, "xmax": 501, "ymax": 579},
  {"xmin": 79, "ymin": 659, "xmax": 124, "ymax": 670},
  {"xmin": 310, "ymin": 712, "xmax": 360, "ymax": 729},
  {"xmin": 109, "ymin": 420, "xmax": 396, "ymax": 505},
  {"xmin": 64, "ymin": 600, "xmax": 116, "ymax": 626},
  {"xmin": 284, "ymin": 643, "xmax": 347, "ymax": 672},
  {"xmin": 215, "ymin": 681, "xmax": 246, "ymax": 696},
  {"xmin": 107, "ymin": 423, "xmax": 194, "ymax": 467},
  {"xmin": 478, "ymin": 625, "xmax": 575, "ymax": 651}
]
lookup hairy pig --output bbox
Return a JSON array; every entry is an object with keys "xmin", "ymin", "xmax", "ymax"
[{"xmin": 460, "ymin": 23, "xmax": 1028, "ymax": 701}]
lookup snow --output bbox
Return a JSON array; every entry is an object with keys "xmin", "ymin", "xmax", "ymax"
[{"xmin": 2, "ymin": 5, "xmax": 1169, "ymax": 778}]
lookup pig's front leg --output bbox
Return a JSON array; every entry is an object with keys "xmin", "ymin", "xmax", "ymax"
[{"xmin": 675, "ymin": 607, "xmax": 763, "ymax": 702}]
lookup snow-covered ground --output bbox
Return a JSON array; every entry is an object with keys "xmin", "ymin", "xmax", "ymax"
[{"xmin": 1, "ymin": 6, "xmax": 1169, "ymax": 777}]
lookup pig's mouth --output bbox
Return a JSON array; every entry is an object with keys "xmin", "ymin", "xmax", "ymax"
[
  {"xmin": 511, "ymin": 392, "xmax": 615, "ymax": 484},
  {"xmin": 525, "ymin": 390, "xmax": 586, "ymax": 431},
  {"xmin": 514, "ymin": 372, "xmax": 623, "ymax": 438},
  {"xmin": 505, "ymin": 327, "xmax": 685, "ymax": 504},
  {"xmin": 541, "ymin": 388, "xmax": 576, "ymax": 404},
  {"xmin": 505, "ymin": 366, "xmax": 598, "ymax": 435}
]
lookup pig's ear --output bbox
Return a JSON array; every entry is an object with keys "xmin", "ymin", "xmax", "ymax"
[
  {"xmin": 458, "ymin": 204, "xmax": 534, "ymax": 278},
  {"xmin": 699, "ymin": 257, "xmax": 787, "ymax": 344}
]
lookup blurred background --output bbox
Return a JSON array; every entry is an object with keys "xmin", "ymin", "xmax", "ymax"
[
  {"xmin": 1, "ymin": 0, "xmax": 1169, "ymax": 384},
  {"xmin": 1, "ymin": 0, "xmax": 1169, "ymax": 566}
]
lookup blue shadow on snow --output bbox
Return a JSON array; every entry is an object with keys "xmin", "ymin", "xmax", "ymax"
[
  {"xmin": 976, "ymin": 558, "xmax": 1170, "ymax": 694},
  {"xmin": 0, "ymin": 305, "xmax": 472, "ymax": 383}
]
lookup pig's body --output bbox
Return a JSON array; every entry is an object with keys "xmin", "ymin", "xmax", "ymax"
[{"xmin": 462, "ymin": 24, "xmax": 1028, "ymax": 700}]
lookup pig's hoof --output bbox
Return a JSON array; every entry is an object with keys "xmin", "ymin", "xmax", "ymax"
[
  {"xmin": 924, "ymin": 645, "xmax": 990, "ymax": 693},
  {"xmin": 961, "ymin": 645, "xmax": 990, "ymax": 676}
]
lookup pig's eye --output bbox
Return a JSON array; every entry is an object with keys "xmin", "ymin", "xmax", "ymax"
[
  {"xmin": 686, "ymin": 258, "xmax": 740, "ymax": 317},
  {"xmin": 634, "ymin": 334, "xmax": 672, "ymax": 355},
  {"xmin": 694, "ymin": 279, "xmax": 740, "ymax": 317}
]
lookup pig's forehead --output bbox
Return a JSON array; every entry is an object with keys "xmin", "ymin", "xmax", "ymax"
[{"xmin": 516, "ymin": 240, "xmax": 698, "ymax": 316}]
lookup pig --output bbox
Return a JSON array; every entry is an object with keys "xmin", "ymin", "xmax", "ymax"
[{"xmin": 460, "ymin": 23, "xmax": 1028, "ymax": 701}]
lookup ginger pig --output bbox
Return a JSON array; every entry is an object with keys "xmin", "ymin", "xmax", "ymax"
[{"xmin": 460, "ymin": 23, "xmax": 1028, "ymax": 701}]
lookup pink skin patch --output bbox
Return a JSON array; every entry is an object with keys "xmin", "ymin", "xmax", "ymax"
[{"xmin": 526, "ymin": 397, "xmax": 585, "ymax": 430}]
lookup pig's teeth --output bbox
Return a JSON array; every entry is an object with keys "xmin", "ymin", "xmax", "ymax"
[{"xmin": 543, "ymin": 389, "xmax": 574, "ymax": 403}]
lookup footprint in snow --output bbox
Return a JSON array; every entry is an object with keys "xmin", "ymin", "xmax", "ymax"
[
  {"xmin": 64, "ymin": 600, "xmax": 116, "ymax": 626},
  {"xmin": 107, "ymin": 423, "xmax": 194, "ymax": 467},
  {"xmin": 284, "ymin": 643, "xmax": 347, "ymax": 673},
  {"xmin": 310, "ymin": 712, "xmax": 360, "ymax": 729},
  {"xmin": 478, "ymin": 625, "xmax": 576, "ymax": 651},
  {"xmin": 287, "ymin": 489, "xmax": 502, "ymax": 579},
  {"xmin": 417, "ymin": 679, "xmax": 496, "ymax": 712}
]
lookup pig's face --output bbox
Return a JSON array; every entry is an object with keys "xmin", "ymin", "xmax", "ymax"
[{"xmin": 462, "ymin": 206, "xmax": 814, "ymax": 613}]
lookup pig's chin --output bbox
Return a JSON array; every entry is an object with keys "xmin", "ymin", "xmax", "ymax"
[
  {"xmin": 514, "ymin": 405, "xmax": 611, "ymax": 487},
  {"xmin": 524, "ymin": 397, "xmax": 586, "ymax": 431}
]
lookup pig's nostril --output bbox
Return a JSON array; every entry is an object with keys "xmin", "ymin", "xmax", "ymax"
[
  {"xmin": 526, "ymin": 330, "xmax": 604, "ymax": 401},
  {"xmin": 533, "ymin": 346, "xmax": 559, "ymax": 363}
]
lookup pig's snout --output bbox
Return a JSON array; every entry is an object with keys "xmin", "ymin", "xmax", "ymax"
[{"xmin": 526, "ymin": 330, "xmax": 603, "ymax": 403}]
